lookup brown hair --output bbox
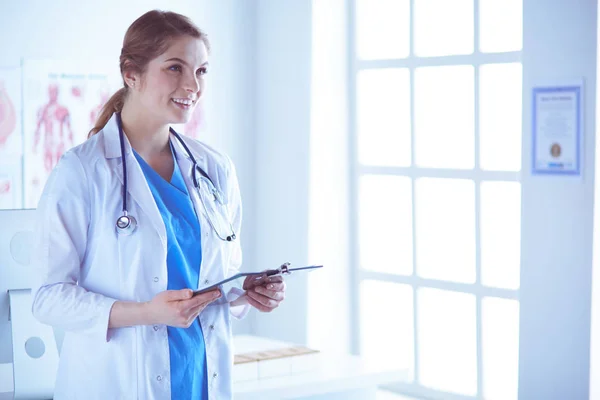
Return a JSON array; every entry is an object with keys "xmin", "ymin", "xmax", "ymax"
[{"xmin": 88, "ymin": 10, "xmax": 210, "ymax": 137}]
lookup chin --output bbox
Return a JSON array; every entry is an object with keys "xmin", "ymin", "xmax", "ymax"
[{"xmin": 167, "ymin": 110, "xmax": 193, "ymax": 125}]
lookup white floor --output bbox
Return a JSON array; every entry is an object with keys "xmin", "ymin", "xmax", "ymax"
[{"xmin": 377, "ymin": 390, "xmax": 421, "ymax": 400}]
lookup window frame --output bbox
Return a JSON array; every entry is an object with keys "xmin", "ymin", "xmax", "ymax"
[{"xmin": 348, "ymin": 0, "xmax": 523, "ymax": 398}]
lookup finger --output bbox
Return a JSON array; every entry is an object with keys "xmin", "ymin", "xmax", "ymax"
[
  {"xmin": 178, "ymin": 300, "xmax": 214, "ymax": 321},
  {"xmin": 183, "ymin": 290, "xmax": 221, "ymax": 308},
  {"xmin": 243, "ymin": 274, "xmax": 269, "ymax": 290},
  {"xmin": 168, "ymin": 289, "xmax": 193, "ymax": 301},
  {"xmin": 246, "ymin": 293, "xmax": 274, "ymax": 312},
  {"xmin": 185, "ymin": 309, "xmax": 202, "ymax": 327},
  {"xmin": 267, "ymin": 275, "xmax": 284, "ymax": 283},
  {"xmin": 254, "ymin": 286, "xmax": 285, "ymax": 301},
  {"xmin": 262, "ymin": 281, "xmax": 286, "ymax": 292},
  {"xmin": 190, "ymin": 298, "xmax": 212, "ymax": 313},
  {"xmin": 182, "ymin": 297, "xmax": 214, "ymax": 321},
  {"xmin": 247, "ymin": 289, "xmax": 280, "ymax": 309},
  {"xmin": 245, "ymin": 275, "xmax": 283, "ymax": 290},
  {"xmin": 187, "ymin": 303, "xmax": 207, "ymax": 319}
]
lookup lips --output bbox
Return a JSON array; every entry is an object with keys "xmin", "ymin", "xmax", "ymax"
[
  {"xmin": 171, "ymin": 98, "xmax": 196, "ymax": 111},
  {"xmin": 172, "ymin": 98, "xmax": 195, "ymax": 106}
]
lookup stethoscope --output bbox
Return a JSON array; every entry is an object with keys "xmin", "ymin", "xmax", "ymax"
[{"xmin": 114, "ymin": 112, "xmax": 237, "ymax": 242}]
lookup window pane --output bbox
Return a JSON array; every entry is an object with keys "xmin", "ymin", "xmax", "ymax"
[
  {"xmin": 355, "ymin": 0, "xmax": 410, "ymax": 60},
  {"xmin": 357, "ymin": 69, "xmax": 411, "ymax": 167},
  {"xmin": 414, "ymin": 0, "xmax": 473, "ymax": 57},
  {"xmin": 480, "ymin": 63, "xmax": 522, "ymax": 171},
  {"xmin": 360, "ymin": 280, "xmax": 414, "ymax": 379},
  {"xmin": 480, "ymin": 0, "xmax": 523, "ymax": 53},
  {"xmin": 359, "ymin": 175, "xmax": 413, "ymax": 275},
  {"xmin": 418, "ymin": 288, "xmax": 477, "ymax": 395},
  {"xmin": 415, "ymin": 178, "xmax": 475, "ymax": 283},
  {"xmin": 414, "ymin": 66, "xmax": 474, "ymax": 169},
  {"xmin": 482, "ymin": 297, "xmax": 520, "ymax": 400},
  {"xmin": 481, "ymin": 181, "xmax": 521, "ymax": 289}
]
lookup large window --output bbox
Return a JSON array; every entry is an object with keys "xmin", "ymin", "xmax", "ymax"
[{"xmin": 351, "ymin": 1, "xmax": 523, "ymax": 399}]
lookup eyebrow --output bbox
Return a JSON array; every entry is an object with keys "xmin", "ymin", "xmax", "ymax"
[{"xmin": 165, "ymin": 57, "xmax": 209, "ymax": 67}]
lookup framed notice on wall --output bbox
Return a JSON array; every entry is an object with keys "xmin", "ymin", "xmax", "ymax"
[{"xmin": 532, "ymin": 82, "xmax": 583, "ymax": 177}]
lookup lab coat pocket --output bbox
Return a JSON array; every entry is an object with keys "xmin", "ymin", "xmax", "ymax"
[{"xmin": 55, "ymin": 328, "xmax": 137, "ymax": 398}]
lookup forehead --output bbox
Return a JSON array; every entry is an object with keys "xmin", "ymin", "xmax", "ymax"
[{"xmin": 156, "ymin": 36, "xmax": 209, "ymax": 66}]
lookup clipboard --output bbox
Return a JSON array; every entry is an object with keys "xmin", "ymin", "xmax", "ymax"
[{"xmin": 192, "ymin": 263, "xmax": 323, "ymax": 297}]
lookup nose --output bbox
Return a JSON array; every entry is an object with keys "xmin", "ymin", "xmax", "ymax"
[{"xmin": 184, "ymin": 73, "xmax": 201, "ymax": 94}]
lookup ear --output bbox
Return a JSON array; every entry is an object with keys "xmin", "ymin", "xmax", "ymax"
[{"xmin": 122, "ymin": 68, "xmax": 139, "ymax": 90}]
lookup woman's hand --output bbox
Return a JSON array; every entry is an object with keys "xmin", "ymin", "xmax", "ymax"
[
  {"xmin": 242, "ymin": 275, "xmax": 286, "ymax": 313},
  {"xmin": 145, "ymin": 289, "xmax": 221, "ymax": 328}
]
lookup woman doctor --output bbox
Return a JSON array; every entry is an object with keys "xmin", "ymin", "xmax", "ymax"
[{"xmin": 31, "ymin": 10, "xmax": 285, "ymax": 400}]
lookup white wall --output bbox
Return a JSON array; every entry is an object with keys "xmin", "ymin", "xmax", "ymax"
[
  {"xmin": 249, "ymin": 0, "xmax": 353, "ymax": 352},
  {"xmin": 249, "ymin": 0, "xmax": 352, "ymax": 352},
  {"xmin": 250, "ymin": 0, "xmax": 313, "ymax": 344},
  {"xmin": 520, "ymin": 1, "xmax": 597, "ymax": 399},
  {"xmin": 0, "ymin": 1, "xmax": 257, "ymax": 395},
  {"xmin": 307, "ymin": 0, "xmax": 351, "ymax": 355}
]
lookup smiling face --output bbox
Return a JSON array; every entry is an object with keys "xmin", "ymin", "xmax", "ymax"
[{"xmin": 131, "ymin": 35, "xmax": 209, "ymax": 125}]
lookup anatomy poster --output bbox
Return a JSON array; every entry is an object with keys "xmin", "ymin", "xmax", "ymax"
[
  {"xmin": 22, "ymin": 60, "xmax": 120, "ymax": 208},
  {"xmin": 0, "ymin": 67, "xmax": 22, "ymax": 157},
  {"xmin": 0, "ymin": 156, "xmax": 23, "ymax": 210}
]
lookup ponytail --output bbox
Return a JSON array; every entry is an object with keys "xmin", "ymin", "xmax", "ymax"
[{"xmin": 88, "ymin": 87, "xmax": 127, "ymax": 138}]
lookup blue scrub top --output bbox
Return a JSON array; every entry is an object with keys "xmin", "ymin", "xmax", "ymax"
[{"xmin": 134, "ymin": 143, "xmax": 208, "ymax": 399}]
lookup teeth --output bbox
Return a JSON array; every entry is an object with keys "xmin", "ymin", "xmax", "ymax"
[{"xmin": 172, "ymin": 98, "xmax": 193, "ymax": 106}]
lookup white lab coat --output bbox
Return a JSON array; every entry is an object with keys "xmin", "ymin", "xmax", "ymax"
[{"xmin": 30, "ymin": 113, "xmax": 249, "ymax": 400}]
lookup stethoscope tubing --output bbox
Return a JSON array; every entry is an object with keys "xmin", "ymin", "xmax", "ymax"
[{"xmin": 114, "ymin": 112, "xmax": 236, "ymax": 241}]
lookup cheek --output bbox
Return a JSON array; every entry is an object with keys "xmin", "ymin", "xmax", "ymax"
[
  {"xmin": 159, "ymin": 73, "xmax": 177, "ymax": 87},
  {"xmin": 146, "ymin": 73, "xmax": 177, "ymax": 98}
]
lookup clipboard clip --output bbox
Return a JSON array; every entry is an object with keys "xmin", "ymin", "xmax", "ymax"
[
  {"xmin": 265, "ymin": 262, "xmax": 323, "ymax": 277},
  {"xmin": 277, "ymin": 262, "xmax": 291, "ymax": 275},
  {"xmin": 243, "ymin": 263, "xmax": 323, "ymax": 290}
]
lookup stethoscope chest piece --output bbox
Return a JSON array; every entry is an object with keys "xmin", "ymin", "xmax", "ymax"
[{"xmin": 116, "ymin": 213, "xmax": 137, "ymax": 236}]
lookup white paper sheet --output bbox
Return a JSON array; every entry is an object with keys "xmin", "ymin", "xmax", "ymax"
[{"xmin": 532, "ymin": 82, "xmax": 583, "ymax": 177}]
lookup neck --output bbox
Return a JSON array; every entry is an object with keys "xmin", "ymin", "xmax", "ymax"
[{"xmin": 120, "ymin": 100, "xmax": 171, "ymax": 158}]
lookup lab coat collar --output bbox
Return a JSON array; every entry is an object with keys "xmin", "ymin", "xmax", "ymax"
[
  {"xmin": 170, "ymin": 127, "xmax": 207, "ymax": 169},
  {"xmin": 103, "ymin": 113, "xmax": 130, "ymax": 159},
  {"xmin": 102, "ymin": 113, "xmax": 206, "ymax": 168}
]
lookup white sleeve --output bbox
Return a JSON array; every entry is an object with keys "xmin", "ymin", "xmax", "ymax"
[
  {"xmin": 30, "ymin": 151, "xmax": 117, "ymax": 342},
  {"xmin": 224, "ymin": 155, "xmax": 250, "ymax": 319}
]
